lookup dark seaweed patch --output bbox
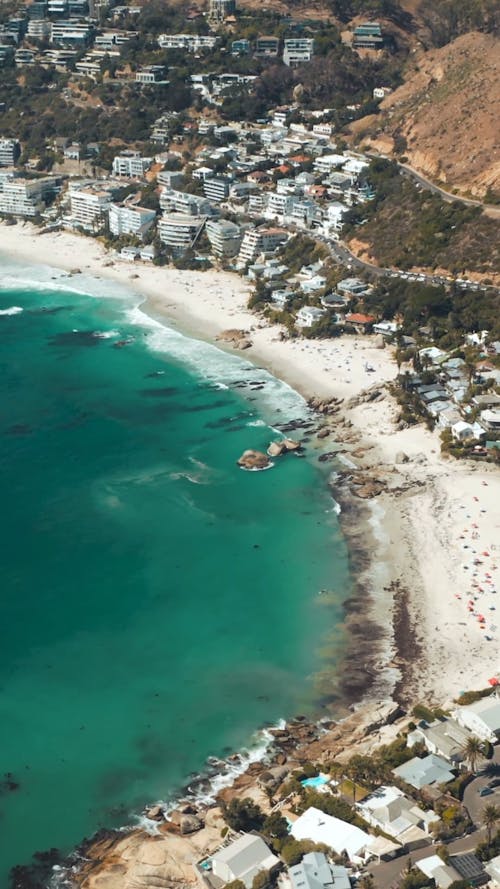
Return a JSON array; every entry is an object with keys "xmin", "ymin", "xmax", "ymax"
[{"xmin": 48, "ymin": 331, "xmax": 103, "ymax": 347}]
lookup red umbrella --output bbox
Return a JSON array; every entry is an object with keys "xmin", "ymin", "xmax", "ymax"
[{"xmin": 488, "ymin": 678, "xmax": 500, "ymax": 686}]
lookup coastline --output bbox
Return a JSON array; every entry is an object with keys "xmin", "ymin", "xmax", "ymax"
[
  {"xmin": 2, "ymin": 222, "xmax": 500, "ymax": 887},
  {"xmin": 2, "ymin": 220, "xmax": 499, "ymax": 708}
]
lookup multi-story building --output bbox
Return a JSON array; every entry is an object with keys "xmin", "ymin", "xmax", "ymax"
[
  {"xmin": 109, "ymin": 201, "xmax": 156, "ymax": 239},
  {"xmin": 0, "ymin": 176, "xmax": 57, "ymax": 216},
  {"xmin": 135, "ymin": 64, "xmax": 168, "ymax": 84},
  {"xmin": 158, "ymin": 213, "xmax": 206, "ymax": 253},
  {"xmin": 27, "ymin": 18, "xmax": 51, "ymax": 38},
  {"xmin": 238, "ymin": 226, "xmax": 288, "ymax": 264},
  {"xmin": 112, "ymin": 151, "xmax": 152, "ymax": 178},
  {"xmin": 255, "ymin": 35, "xmax": 279, "ymax": 56},
  {"xmin": 157, "ymin": 33, "xmax": 219, "ymax": 52},
  {"xmin": 231, "ymin": 38, "xmax": 249, "ymax": 55},
  {"xmin": 27, "ymin": 2, "xmax": 48, "ymax": 20},
  {"xmin": 15, "ymin": 48, "xmax": 36, "ymax": 65},
  {"xmin": 47, "ymin": 0, "xmax": 68, "ymax": 15},
  {"xmin": 68, "ymin": 183, "xmax": 115, "ymax": 230},
  {"xmin": 265, "ymin": 192, "xmax": 299, "ymax": 221},
  {"xmin": 203, "ymin": 176, "xmax": 231, "ymax": 204},
  {"xmin": 160, "ymin": 187, "xmax": 213, "ymax": 217},
  {"xmin": 0, "ymin": 138, "xmax": 20, "ymax": 167},
  {"xmin": 50, "ymin": 21, "xmax": 94, "ymax": 45},
  {"xmin": 283, "ymin": 38, "xmax": 314, "ymax": 66},
  {"xmin": 352, "ymin": 21, "xmax": 383, "ymax": 49},
  {"xmin": 205, "ymin": 218, "xmax": 241, "ymax": 257},
  {"xmin": 208, "ymin": 0, "xmax": 235, "ymax": 22}
]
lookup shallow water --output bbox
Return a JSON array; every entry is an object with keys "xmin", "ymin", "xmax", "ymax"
[{"xmin": 0, "ymin": 259, "xmax": 350, "ymax": 885}]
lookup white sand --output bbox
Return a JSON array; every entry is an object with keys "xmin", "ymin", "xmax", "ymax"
[{"xmin": 1, "ymin": 221, "xmax": 499, "ymax": 705}]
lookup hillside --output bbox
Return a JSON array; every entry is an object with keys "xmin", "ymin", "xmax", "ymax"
[{"xmin": 354, "ymin": 31, "xmax": 500, "ymax": 199}]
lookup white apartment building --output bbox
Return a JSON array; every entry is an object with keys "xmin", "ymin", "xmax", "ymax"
[
  {"xmin": 157, "ymin": 33, "xmax": 218, "ymax": 52},
  {"xmin": 324, "ymin": 201, "xmax": 348, "ymax": 231},
  {"xmin": 68, "ymin": 184, "xmax": 114, "ymax": 230},
  {"xmin": 203, "ymin": 176, "xmax": 231, "ymax": 204},
  {"xmin": 50, "ymin": 21, "xmax": 93, "ymax": 45},
  {"xmin": 0, "ymin": 176, "xmax": 56, "ymax": 217},
  {"xmin": 27, "ymin": 19, "xmax": 52, "ymax": 38},
  {"xmin": 109, "ymin": 202, "xmax": 156, "ymax": 239},
  {"xmin": 158, "ymin": 213, "xmax": 206, "ymax": 252},
  {"xmin": 314, "ymin": 153, "xmax": 347, "ymax": 174},
  {"xmin": 238, "ymin": 226, "xmax": 288, "ymax": 264},
  {"xmin": 283, "ymin": 38, "xmax": 314, "ymax": 66},
  {"xmin": 160, "ymin": 187, "xmax": 212, "ymax": 217},
  {"xmin": 112, "ymin": 151, "xmax": 152, "ymax": 178},
  {"xmin": 205, "ymin": 218, "xmax": 241, "ymax": 257},
  {"xmin": 0, "ymin": 138, "xmax": 20, "ymax": 167},
  {"xmin": 265, "ymin": 192, "xmax": 299, "ymax": 221}
]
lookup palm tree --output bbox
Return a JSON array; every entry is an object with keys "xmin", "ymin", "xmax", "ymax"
[
  {"xmin": 482, "ymin": 804, "xmax": 500, "ymax": 844},
  {"xmin": 462, "ymin": 735, "xmax": 483, "ymax": 773}
]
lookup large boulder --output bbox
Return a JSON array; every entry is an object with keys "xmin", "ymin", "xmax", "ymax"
[
  {"xmin": 237, "ymin": 450, "xmax": 271, "ymax": 470},
  {"xmin": 283, "ymin": 438, "xmax": 301, "ymax": 451},
  {"xmin": 267, "ymin": 440, "xmax": 287, "ymax": 457},
  {"xmin": 180, "ymin": 814, "xmax": 203, "ymax": 835}
]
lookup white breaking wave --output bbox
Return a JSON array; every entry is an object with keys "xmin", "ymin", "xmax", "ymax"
[
  {"xmin": 125, "ymin": 305, "xmax": 308, "ymax": 423},
  {"xmin": 0, "ymin": 305, "xmax": 23, "ymax": 315}
]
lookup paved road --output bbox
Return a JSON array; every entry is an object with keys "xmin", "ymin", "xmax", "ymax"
[
  {"xmin": 398, "ymin": 162, "xmax": 500, "ymax": 219},
  {"xmin": 463, "ymin": 746, "xmax": 500, "ymax": 825},
  {"xmin": 367, "ymin": 828, "xmax": 487, "ymax": 889}
]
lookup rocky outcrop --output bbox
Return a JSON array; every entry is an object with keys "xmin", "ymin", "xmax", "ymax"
[
  {"xmin": 237, "ymin": 449, "xmax": 271, "ymax": 470},
  {"xmin": 308, "ymin": 396, "xmax": 343, "ymax": 415},
  {"xmin": 216, "ymin": 329, "xmax": 253, "ymax": 350},
  {"xmin": 267, "ymin": 438, "xmax": 302, "ymax": 457}
]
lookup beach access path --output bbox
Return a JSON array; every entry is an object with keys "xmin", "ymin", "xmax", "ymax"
[{"xmin": 1, "ymin": 221, "xmax": 499, "ymax": 706}]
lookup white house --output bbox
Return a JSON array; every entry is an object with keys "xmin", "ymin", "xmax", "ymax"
[
  {"xmin": 407, "ymin": 718, "xmax": 472, "ymax": 764},
  {"xmin": 392, "ymin": 754, "xmax": 455, "ymax": 789},
  {"xmin": 454, "ymin": 695, "xmax": 500, "ymax": 743},
  {"xmin": 211, "ymin": 833, "xmax": 279, "ymax": 889},
  {"xmin": 296, "ymin": 307, "xmax": 327, "ymax": 328},
  {"xmin": 300, "ymin": 275, "xmax": 327, "ymax": 294},
  {"xmin": 357, "ymin": 785, "xmax": 438, "ymax": 846},
  {"xmin": 451, "ymin": 420, "xmax": 485, "ymax": 442},
  {"xmin": 291, "ymin": 806, "xmax": 376, "ymax": 865}
]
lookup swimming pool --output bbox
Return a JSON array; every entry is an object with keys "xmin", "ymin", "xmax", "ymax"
[{"xmin": 300, "ymin": 774, "xmax": 329, "ymax": 788}]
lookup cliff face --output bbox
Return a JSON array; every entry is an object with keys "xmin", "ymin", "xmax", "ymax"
[{"xmin": 363, "ymin": 32, "xmax": 500, "ymax": 198}]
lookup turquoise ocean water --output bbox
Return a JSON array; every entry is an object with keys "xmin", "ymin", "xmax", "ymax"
[{"xmin": 0, "ymin": 256, "xmax": 350, "ymax": 886}]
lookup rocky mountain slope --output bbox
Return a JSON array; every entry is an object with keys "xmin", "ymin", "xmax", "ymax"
[{"xmin": 356, "ymin": 31, "xmax": 500, "ymax": 199}]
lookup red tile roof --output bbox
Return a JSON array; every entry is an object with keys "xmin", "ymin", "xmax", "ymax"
[{"xmin": 345, "ymin": 313, "xmax": 376, "ymax": 324}]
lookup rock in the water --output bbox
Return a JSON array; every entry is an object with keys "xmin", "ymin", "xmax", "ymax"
[
  {"xmin": 317, "ymin": 427, "xmax": 330, "ymax": 439},
  {"xmin": 283, "ymin": 438, "xmax": 301, "ymax": 451},
  {"xmin": 180, "ymin": 814, "xmax": 203, "ymax": 835},
  {"xmin": 267, "ymin": 440, "xmax": 287, "ymax": 457},
  {"xmin": 145, "ymin": 805, "xmax": 164, "ymax": 822},
  {"xmin": 237, "ymin": 449, "xmax": 271, "ymax": 470}
]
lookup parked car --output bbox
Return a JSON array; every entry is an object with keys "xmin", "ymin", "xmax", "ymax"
[
  {"xmin": 479, "ymin": 786, "xmax": 494, "ymax": 796},
  {"xmin": 488, "ymin": 779, "xmax": 500, "ymax": 789}
]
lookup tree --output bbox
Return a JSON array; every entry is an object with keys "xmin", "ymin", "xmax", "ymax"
[
  {"xmin": 262, "ymin": 812, "xmax": 289, "ymax": 840},
  {"xmin": 252, "ymin": 870, "xmax": 269, "ymax": 889},
  {"xmin": 482, "ymin": 803, "xmax": 500, "ymax": 844},
  {"xmin": 462, "ymin": 736, "xmax": 483, "ymax": 773},
  {"xmin": 222, "ymin": 798, "xmax": 264, "ymax": 832}
]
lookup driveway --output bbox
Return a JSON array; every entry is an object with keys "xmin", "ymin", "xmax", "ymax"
[{"xmin": 463, "ymin": 746, "xmax": 500, "ymax": 826}]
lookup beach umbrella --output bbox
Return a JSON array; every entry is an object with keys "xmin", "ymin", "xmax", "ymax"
[{"xmin": 488, "ymin": 678, "xmax": 499, "ymax": 686}]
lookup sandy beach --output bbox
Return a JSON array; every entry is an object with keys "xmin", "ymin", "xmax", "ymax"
[{"xmin": 1, "ymin": 221, "xmax": 499, "ymax": 706}]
